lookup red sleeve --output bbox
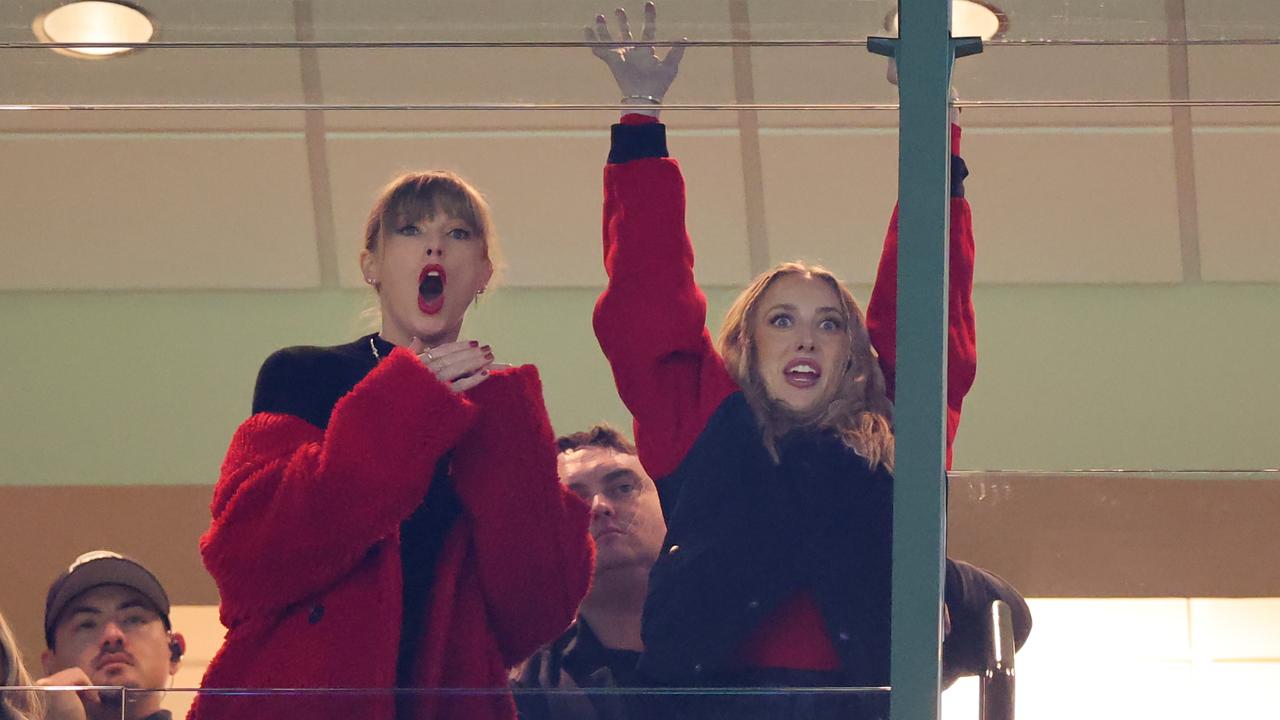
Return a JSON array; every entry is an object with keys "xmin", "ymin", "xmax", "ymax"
[
  {"xmin": 865, "ymin": 124, "xmax": 976, "ymax": 470},
  {"xmin": 201, "ymin": 349, "xmax": 477, "ymax": 618},
  {"xmin": 448, "ymin": 365, "xmax": 594, "ymax": 666},
  {"xmin": 594, "ymin": 151, "xmax": 739, "ymax": 481}
]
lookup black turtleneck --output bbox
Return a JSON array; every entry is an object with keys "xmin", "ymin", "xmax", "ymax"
[{"xmin": 251, "ymin": 333, "xmax": 463, "ymax": 690}]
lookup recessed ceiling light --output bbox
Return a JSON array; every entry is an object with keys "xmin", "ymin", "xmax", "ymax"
[
  {"xmin": 33, "ymin": 1, "xmax": 154, "ymax": 59},
  {"xmin": 888, "ymin": 0, "xmax": 1007, "ymax": 41}
]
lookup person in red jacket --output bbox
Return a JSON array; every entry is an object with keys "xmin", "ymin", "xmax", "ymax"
[
  {"xmin": 189, "ymin": 171, "xmax": 593, "ymax": 720},
  {"xmin": 586, "ymin": 5, "xmax": 1028, "ymax": 717}
]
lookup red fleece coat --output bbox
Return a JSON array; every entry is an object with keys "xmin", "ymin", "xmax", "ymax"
[{"xmin": 189, "ymin": 351, "xmax": 593, "ymax": 720}]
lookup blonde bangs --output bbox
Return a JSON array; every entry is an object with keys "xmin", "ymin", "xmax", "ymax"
[
  {"xmin": 363, "ymin": 171, "xmax": 501, "ymax": 271},
  {"xmin": 384, "ymin": 178, "xmax": 489, "ymax": 241}
]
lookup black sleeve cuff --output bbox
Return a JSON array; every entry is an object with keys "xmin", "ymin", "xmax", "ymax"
[
  {"xmin": 951, "ymin": 155, "xmax": 969, "ymax": 199},
  {"xmin": 940, "ymin": 558, "xmax": 1033, "ymax": 686},
  {"xmin": 608, "ymin": 122, "xmax": 669, "ymax": 164}
]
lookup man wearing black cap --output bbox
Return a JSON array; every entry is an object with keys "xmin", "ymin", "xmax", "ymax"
[{"xmin": 37, "ymin": 550, "xmax": 185, "ymax": 720}]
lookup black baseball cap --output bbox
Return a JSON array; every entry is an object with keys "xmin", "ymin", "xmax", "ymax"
[{"xmin": 44, "ymin": 550, "xmax": 171, "ymax": 648}]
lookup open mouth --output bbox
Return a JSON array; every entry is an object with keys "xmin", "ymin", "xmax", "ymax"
[
  {"xmin": 783, "ymin": 358, "xmax": 822, "ymax": 389},
  {"xmin": 418, "ymin": 264, "xmax": 446, "ymax": 315}
]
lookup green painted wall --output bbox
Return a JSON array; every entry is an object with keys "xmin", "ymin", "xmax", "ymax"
[{"xmin": 1, "ymin": 283, "xmax": 1276, "ymax": 486}]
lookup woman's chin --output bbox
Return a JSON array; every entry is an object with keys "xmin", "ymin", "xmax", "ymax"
[
  {"xmin": 408, "ymin": 315, "xmax": 455, "ymax": 343},
  {"xmin": 767, "ymin": 390, "xmax": 820, "ymax": 414}
]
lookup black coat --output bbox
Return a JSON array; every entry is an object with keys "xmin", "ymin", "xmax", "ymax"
[{"xmin": 641, "ymin": 392, "xmax": 1031, "ymax": 687}]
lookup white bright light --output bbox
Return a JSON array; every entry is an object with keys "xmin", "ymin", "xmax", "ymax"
[
  {"xmin": 889, "ymin": 0, "xmax": 1005, "ymax": 41},
  {"xmin": 35, "ymin": 1, "xmax": 154, "ymax": 59}
]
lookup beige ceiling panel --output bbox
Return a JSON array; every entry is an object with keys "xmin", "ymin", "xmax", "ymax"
[
  {"xmin": 1192, "ymin": 127, "xmax": 1280, "ymax": 283},
  {"xmin": 0, "ymin": 133, "xmax": 318, "ymax": 289},
  {"xmin": 965, "ymin": 127, "xmax": 1182, "ymax": 283},
  {"xmin": 673, "ymin": 130, "xmax": 753, "ymax": 287},
  {"xmin": 314, "ymin": 45, "xmax": 738, "ymax": 129},
  {"xmin": 308, "ymin": 0, "xmax": 734, "ymax": 43},
  {"xmin": 745, "ymin": 0, "xmax": 888, "ymax": 40},
  {"xmin": 750, "ymin": 45, "xmax": 898, "ymax": 124},
  {"xmin": 1187, "ymin": 46, "xmax": 1280, "ymax": 126},
  {"xmin": 752, "ymin": 44, "xmax": 1173, "ymax": 130},
  {"xmin": 312, "ymin": 0, "xmax": 737, "ymax": 129},
  {"xmin": 994, "ymin": 0, "xmax": 1171, "ymax": 42},
  {"xmin": 758, "ymin": 127, "xmax": 898, "ymax": 285},
  {"xmin": 327, "ymin": 128, "xmax": 749, "ymax": 288},
  {"xmin": 1, "ymin": 47, "xmax": 305, "ymax": 109},
  {"xmin": 1184, "ymin": 0, "xmax": 1280, "ymax": 42},
  {"xmin": 956, "ymin": 45, "xmax": 1173, "ymax": 127},
  {"xmin": 762, "ymin": 125, "xmax": 1185, "ymax": 285},
  {"xmin": 2, "ymin": 3, "xmax": 302, "ymax": 125},
  {"xmin": 0, "ymin": 0, "xmax": 300, "ymax": 43}
]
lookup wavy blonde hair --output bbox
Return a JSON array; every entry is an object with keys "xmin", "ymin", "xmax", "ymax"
[
  {"xmin": 0, "ymin": 610, "xmax": 43, "ymax": 720},
  {"xmin": 718, "ymin": 261, "xmax": 895, "ymax": 470}
]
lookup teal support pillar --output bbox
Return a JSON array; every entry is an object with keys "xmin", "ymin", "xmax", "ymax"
[{"xmin": 869, "ymin": 4, "xmax": 981, "ymax": 720}]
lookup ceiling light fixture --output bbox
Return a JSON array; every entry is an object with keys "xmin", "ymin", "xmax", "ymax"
[
  {"xmin": 33, "ymin": 1, "xmax": 154, "ymax": 59},
  {"xmin": 887, "ymin": 0, "xmax": 1007, "ymax": 41}
]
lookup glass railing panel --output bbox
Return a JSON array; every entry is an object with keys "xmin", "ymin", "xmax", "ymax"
[
  {"xmin": 6, "ymin": 1, "xmax": 1277, "ymax": 47},
  {"xmin": 0, "ymin": 46, "xmax": 907, "ymax": 110},
  {"xmin": 5, "ymin": 0, "xmax": 1274, "ymax": 46},
  {"xmin": 3, "ymin": 7, "xmax": 1277, "ymax": 720},
  {"xmin": 945, "ymin": 470, "xmax": 1280, "ymax": 720},
  {"xmin": 953, "ymin": 46, "xmax": 1280, "ymax": 113},
  {"xmin": 877, "ymin": 98, "xmax": 1274, "ymax": 471},
  {"xmin": 0, "ymin": 0, "xmax": 895, "ymax": 46},
  {"xmin": 10, "ymin": 687, "xmax": 890, "ymax": 720},
  {"xmin": 989, "ymin": 0, "xmax": 1280, "ymax": 43}
]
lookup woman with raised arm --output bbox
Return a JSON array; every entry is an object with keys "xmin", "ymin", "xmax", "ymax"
[
  {"xmin": 588, "ymin": 5, "xmax": 1030, "ymax": 716},
  {"xmin": 190, "ymin": 172, "xmax": 592, "ymax": 720}
]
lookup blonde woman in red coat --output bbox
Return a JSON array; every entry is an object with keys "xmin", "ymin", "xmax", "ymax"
[{"xmin": 190, "ymin": 173, "xmax": 593, "ymax": 720}]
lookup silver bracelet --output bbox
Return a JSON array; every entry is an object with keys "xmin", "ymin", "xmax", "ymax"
[{"xmin": 622, "ymin": 95, "xmax": 662, "ymax": 105}]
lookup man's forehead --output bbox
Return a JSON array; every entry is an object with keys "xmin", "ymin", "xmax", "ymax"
[
  {"xmin": 558, "ymin": 447, "xmax": 642, "ymax": 483},
  {"xmin": 65, "ymin": 584, "xmax": 155, "ymax": 613}
]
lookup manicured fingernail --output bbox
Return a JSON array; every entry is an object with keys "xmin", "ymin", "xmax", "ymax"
[
  {"xmin": 481, "ymin": 345, "xmax": 492, "ymax": 352},
  {"xmin": 469, "ymin": 341, "xmax": 479, "ymax": 347},
  {"xmin": 484, "ymin": 353, "xmax": 494, "ymax": 362},
  {"xmin": 481, "ymin": 370, "xmax": 490, "ymax": 376}
]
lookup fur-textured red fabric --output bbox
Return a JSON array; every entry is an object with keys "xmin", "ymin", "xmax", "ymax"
[
  {"xmin": 189, "ymin": 350, "xmax": 593, "ymax": 720},
  {"xmin": 866, "ymin": 123, "xmax": 976, "ymax": 470}
]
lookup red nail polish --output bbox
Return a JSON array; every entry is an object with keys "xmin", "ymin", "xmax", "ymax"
[
  {"xmin": 481, "ymin": 345, "xmax": 492, "ymax": 352},
  {"xmin": 481, "ymin": 370, "xmax": 490, "ymax": 376},
  {"xmin": 469, "ymin": 341, "xmax": 479, "ymax": 348}
]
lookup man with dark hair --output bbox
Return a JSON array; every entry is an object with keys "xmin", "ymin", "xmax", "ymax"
[
  {"xmin": 37, "ymin": 551, "xmax": 185, "ymax": 720},
  {"xmin": 515, "ymin": 424, "xmax": 664, "ymax": 720},
  {"xmin": 555, "ymin": 426, "xmax": 638, "ymax": 456}
]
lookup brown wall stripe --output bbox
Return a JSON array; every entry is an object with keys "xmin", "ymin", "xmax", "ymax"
[{"xmin": 3, "ymin": 474, "xmax": 1277, "ymax": 673}]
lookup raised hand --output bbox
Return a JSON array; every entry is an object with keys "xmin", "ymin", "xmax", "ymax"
[
  {"xmin": 586, "ymin": 3, "xmax": 686, "ymax": 116},
  {"xmin": 409, "ymin": 336, "xmax": 494, "ymax": 393}
]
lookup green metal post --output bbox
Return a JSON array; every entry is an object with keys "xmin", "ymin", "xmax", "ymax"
[{"xmin": 889, "ymin": 1, "xmax": 953, "ymax": 719}]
